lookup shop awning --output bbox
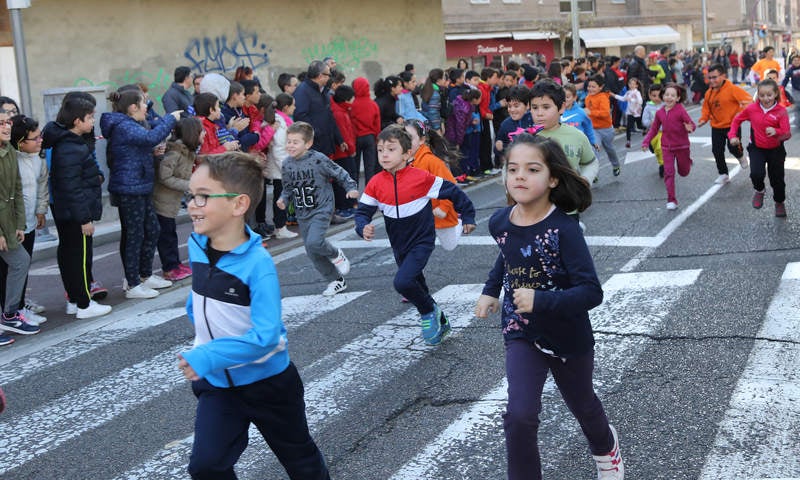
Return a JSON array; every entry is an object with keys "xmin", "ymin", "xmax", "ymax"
[
  {"xmin": 579, "ymin": 25, "xmax": 680, "ymax": 48},
  {"xmin": 512, "ymin": 31, "xmax": 559, "ymax": 40},
  {"xmin": 445, "ymin": 32, "xmax": 512, "ymax": 40}
]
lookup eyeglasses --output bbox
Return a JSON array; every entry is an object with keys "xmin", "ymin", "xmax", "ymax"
[
  {"xmin": 185, "ymin": 192, "xmax": 240, "ymax": 207},
  {"xmin": 0, "ymin": 120, "xmax": 12, "ymax": 127}
]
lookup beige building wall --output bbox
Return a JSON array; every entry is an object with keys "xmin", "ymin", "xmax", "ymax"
[{"xmin": 19, "ymin": 0, "xmax": 445, "ymax": 120}]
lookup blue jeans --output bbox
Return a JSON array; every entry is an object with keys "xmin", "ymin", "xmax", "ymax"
[
  {"xmin": 393, "ymin": 244, "xmax": 434, "ymax": 315},
  {"xmin": 117, "ymin": 194, "xmax": 160, "ymax": 287},
  {"xmin": 595, "ymin": 127, "xmax": 620, "ymax": 167},
  {"xmin": 504, "ymin": 339, "xmax": 614, "ymax": 480}
]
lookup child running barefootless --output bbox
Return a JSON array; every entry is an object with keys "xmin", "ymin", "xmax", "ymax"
[
  {"xmin": 276, "ymin": 121, "xmax": 358, "ymax": 296},
  {"xmin": 641, "ymin": 83, "xmax": 696, "ymax": 211},
  {"xmin": 178, "ymin": 152, "xmax": 330, "ymax": 480},
  {"xmin": 475, "ymin": 134, "xmax": 624, "ymax": 480},
  {"xmin": 355, "ymin": 125, "xmax": 476, "ymax": 346},
  {"xmin": 729, "ymin": 78, "xmax": 792, "ymax": 217},
  {"xmin": 585, "ymin": 74, "xmax": 622, "ymax": 176},
  {"xmin": 641, "ymin": 84, "xmax": 665, "ymax": 178}
]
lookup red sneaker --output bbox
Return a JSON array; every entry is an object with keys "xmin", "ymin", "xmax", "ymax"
[
  {"xmin": 90, "ymin": 281, "xmax": 108, "ymax": 300},
  {"xmin": 163, "ymin": 267, "xmax": 191, "ymax": 281},
  {"xmin": 178, "ymin": 264, "xmax": 193, "ymax": 276}
]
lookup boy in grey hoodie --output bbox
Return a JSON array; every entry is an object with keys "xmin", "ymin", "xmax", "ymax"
[{"xmin": 276, "ymin": 121, "xmax": 358, "ymax": 296}]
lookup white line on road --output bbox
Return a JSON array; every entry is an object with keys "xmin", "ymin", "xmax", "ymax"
[{"xmin": 699, "ymin": 262, "xmax": 800, "ymax": 479}]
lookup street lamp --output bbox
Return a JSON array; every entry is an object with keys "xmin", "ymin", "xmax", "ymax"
[{"xmin": 7, "ymin": 0, "xmax": 32, "ymax": 115}]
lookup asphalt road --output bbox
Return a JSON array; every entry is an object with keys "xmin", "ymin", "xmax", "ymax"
[{"xmin": 1, "ymin": 99, "xmax": 799, "ymax": 479}]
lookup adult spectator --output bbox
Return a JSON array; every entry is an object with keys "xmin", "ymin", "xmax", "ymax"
[
  {"xmin": 293, "ymin": 60, "xmax": 344, "ymax": 157},
  {"xmin": 192, "ymin": 74, "xmax": 204, "ymax": 97},
  {"xmin": 626, "ymin": 45, "xmax": 651, "ymax": 92},
  {"xmin": 742, "ymin": 49, "xmax": 757, "ymax": 84},
  {"xmin": 162, "ymin": 66, "xmax": 193, "ymax": 117}
]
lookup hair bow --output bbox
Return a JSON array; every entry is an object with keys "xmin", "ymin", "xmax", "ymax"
[{"xmin": 507, "ymin": 125, "xmax": 544, "ymax": 141}]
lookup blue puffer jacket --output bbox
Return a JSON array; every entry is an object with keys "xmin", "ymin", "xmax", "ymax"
[{"xmin": 99, "ymin": 112, "xmax": 176, "ymax": 195}]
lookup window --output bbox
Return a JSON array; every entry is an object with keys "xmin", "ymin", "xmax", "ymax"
[
  {"xmin": 559, "ymin": 0, "xmax": 594, "ymax": 13},
  {"xmin": 502, "ymin": 0, "xmax": 522, "ymax": 3},
  {"xmin": 470, "ymin": 0, "xmax": 490, "ymax": 3}
]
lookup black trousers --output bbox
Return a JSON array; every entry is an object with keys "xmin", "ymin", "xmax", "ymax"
[
  {"xmin": 54, "ymin": 219, "xmax": 93, "ymax": 309},
  {"xmin": 748, "ymin": 143, "xmax": 786, "ymax": 202},
  {"xmin": 711, "ymin": 127, "xmax": 743, "ymax": 174}
]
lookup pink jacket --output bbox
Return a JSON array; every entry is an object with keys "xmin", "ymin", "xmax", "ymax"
[
  {"xmin": 642, "ymin": 103, "xmax": 695, "ymax": 150},
  {"xmin": 728, "ymin": 102, "xmax": 791, "ymax": 149}
]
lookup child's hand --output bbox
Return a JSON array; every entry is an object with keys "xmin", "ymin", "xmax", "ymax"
[
  {"xmin": 495, "ymin": 140, "xmax": 503, "ymax": 151},
  {"xmin": 36, "ymin": 213, "xmax": 46, "ymax": 229},
  {"xmin": 362, "ymin": 223, "xmax": 375, "ymax": 241},
  {"xmin": 766, "ymin": 126, "xmax": 777, "ymax": 136},
  {"xmin": 0, "ymin": 236, "xmax": 6, "ymax": 252},
  {"xmin": 170, "ymin": 111, "xmax": 182, "ymax": 121},
  {"xmin": 81, "ymin": 222, "xmax": 94, "ymax": 237},
  {"xmin": 684, "ymin": 122, "xmax": 694, "ymax": 132},
  {"xmin": 475, "ymin": 294, "xmax": 500, "ymax": 318},
  {"xmin": 593, "ymin": 143, "xmax": 601, "ymax": 152},
  {"xmin": 641, "ymin": 145, "xmax": 649, "ymax": 152},
  {"xmin": 276, "ymin": 198, "xmax": 286, "ymax": 210},
  {"xmin": 223, "ymin": 140, "xmax": 240, "ymax": 151},
  {"xmin": 512, "ymin": 288, "xmax": 535, "ymax": 314},
  {"xmin": 472, "ymin": 118, "xmax": 479, "ymax": 125},
  {"xmin": 432, "ymin": 207, "xmax": 447, "ymax": 218},
  {"xmin": 345, "ymin": 190, "xmax": 359, "ymax": 199},
  {"xmin": 729, "ymin": 137, "xmax": 741, "ymax": 146},
  {"xmin": 462, "ymin": 223, "xmax": 476, "ymax": 234},
  {"xmin": 339, "ymin": 142, "xmax": 349, "ymax": 152},
  {"xmin": 177, "ymin": 354, "xmax": 200, "ymax": 381},
  {"xmin": 233, "ymin": 117, "xmax": 250, "ymax": 131}
]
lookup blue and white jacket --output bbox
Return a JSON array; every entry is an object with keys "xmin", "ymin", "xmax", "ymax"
[{"xmin": 181, "ymin": 227, "xmax": 289, "ymax": 388}]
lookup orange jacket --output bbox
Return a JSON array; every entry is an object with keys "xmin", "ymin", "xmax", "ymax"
[
  {"xmin": 751, "ymin": 58, "xmax": 782, "ymax": 81},
  {"xmin": 699, "ymin": 80, "xmax": 752, "ymax": 128},
  {"xmin": 585, "ymin": 92, "xmax": 613, "ymax": 129},
  {"xmin": 409, "ymin": 144, "xmax": 459, "ymax": 229}
]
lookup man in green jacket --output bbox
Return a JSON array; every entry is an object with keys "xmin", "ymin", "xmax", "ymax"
[{"xmin": 0, "ymin": 108, "xmax": 39, "ymax": 344}]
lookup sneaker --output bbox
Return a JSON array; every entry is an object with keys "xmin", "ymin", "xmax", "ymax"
[
  {"xmin": 322, "ymin": 278, "xmax": 347, "ymax": 296},
  {"xmin": 286, "ymin": 214, "xmax": 298, "ymax": 226},
  {"xmin": 331, "ymin": 248, "xmax": 350, "ymax": 276},
  {"xmin": 36, "ymin": 228, "xmax": 57, "ymax": 242},
  {"xmin": 625, "ymin": 141, "xmax": 631, "ymax": 148},
  {"xmin": 274, "ymin": 226, "xmax": 299, "ymax": 239},
  {"xmin": 486, "ymin": 168, "xmax": 502, "ymax": 175},
  {"xmin": 141, "ymin": 275, "xmax": 172, "ymax": 290},
  {"xmin": 738, "ymin": 156, "xmax": 749, "ymax": 169},
  {"xmin": 90, "ymin": 281, "xmax": 108, "ymax": 300},
  {"xmin": 612, "ymin": 166, "xmax": 621, "ymax": 177},
  {"xmin": 752, "ymin": 190, "xmax": 765, "ymax": 209},
  {"xmin": 714, "ymin": 174, "xmax": 730, "ymax": 184},
  {"xmin": 125, "ymin": 283, "xmax": 160, "ymax": 299},
  {"xmin": 666, "ymin": 202, "xmax": 678, "ymax": 210},
  {"xmin": 20, "ymin": 308, "xmax": 46, "ymax": 326},
  {"xmin": 465, "ymin": 175, "xmax": 480, "ymax": 182},
  {"xmin": 0, "ymin": 312, "xmax": 40, "ymax": 335},
  {"xmin": 658, "ymin": 165, "xmax": 664, "ymax": 178},
  {"xmin": 420, "ymin": 304, "xmax": 443, "ymax": 345},
  {"xmin": 253, "ymin": 222, "xmax": 274, "ymax": 239},
  {"xmin": 330, "ymin": 214, "xmax": 350, "ymax": 225},
  {"xmin": 24, "ymin": 299, "xmax": 46, "ymax": 314},
  {"xmin": 178, "ymin": 264, "xmax": 193, "ymax": 276},
  {"xmin": 0, "ymin": 334, "xmax": 13, "ymax": 346},
  {"xmin": 437, "ymin": 310, "xmax": 452, "ymax": 342},
  {"xmin": 163, "ymin": 267, "xmax": 191, "ymax": 281},
  {"xmin": 66, "ymin": 302, "xmax": 78, "ymax": 315},
  {"xmin": 593, "ymin": 424, "xmax": 624, "ymax": 479},
  {"xmin": 775, "ymin": 202, "xmax": 787, "ymax": 217},
  {"xmin": 336, "ymin": 208, "xmax": 355, "ymax": 219},
  {"xmin": 76, "ymin": 300, "xmax": 112, "ymax": 319}
]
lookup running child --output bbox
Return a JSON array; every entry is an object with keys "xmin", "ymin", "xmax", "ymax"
[
  {"xmin": 641, "ymin": 83, "xmax": 696, "ymax": 210},
  {"xmin": 585, "ymin": 74, "xmax": 622, "ymax": 176},
  {"xmin": 405, "ymin": 120, "xmax": 463, "ymax": 251},
  {"xmin": 276, "ymin": 122, "xmax": 358, "ymax": 296},
  {"xmin": 355, "ymin": 125, "xmax": 476, "ymax": 346},
  {"xmin": 729, "ymin": 78, "xmax": 792, "ymax": 217},
  {"xmin": 641, "ymin": 84, "xmax": 665, "ymax": 177},
  {"xmin": 178, "ymin": 152, "xmax": 331, "ymax": 479},
  {"xmin": 560, "ymin": 83, "xmax": 599, "ymax": 150},
  {"xmin": 495, "ymin": 85, "xmax": 535, "ymax": 163},
  {"xmin": 613, "ymin": 77, "xmax": 643, "ymax": 148},
  {"xmin": 475, "ymin": 133, "xmax": 624, "ymax": 480}
]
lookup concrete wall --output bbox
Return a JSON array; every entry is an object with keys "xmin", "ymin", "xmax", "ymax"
[{"xmin": 20, "ymin": 0, "xmax": 445, "ymax": 121}]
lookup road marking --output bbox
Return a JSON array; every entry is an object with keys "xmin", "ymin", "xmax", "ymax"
[
  {"xmin": 114, "ymin": 284, "xmax": 484, "ymax": 480},
  {"xmin": 390, "ymin": 269, "xmax": 702, "ymax": 479},
  {"xmin": 332, "ymin": 235, "xmax": 662, "ymax": 250},
  {"xmin": 699, "ymin": 262, "xmax": 800, "ymax": 479}
]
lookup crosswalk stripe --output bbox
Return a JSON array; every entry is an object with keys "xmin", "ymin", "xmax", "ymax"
[
  {"xmin": 114, "ymin": 284, "xmax": 484, "ymax": 479},
  {"xmin": 333, "ymin": 235, "xmax": 663, "ymax": 249},
  {"xmin": 699, "ymin": 262, "xmax": 800, "ymax": 479},
  {"xmin": 390, "ymin": 269, "xmax": 701, "ymax": 479}
]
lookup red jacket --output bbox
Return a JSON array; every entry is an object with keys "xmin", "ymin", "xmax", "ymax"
[
  {"xmin": 242, "ymin": 104, "xmax": 263, "ymax": 133},
  {"xmin": 729, "ymin": 102, "xmax": 791, "ymax": 149},
  {"xmin": 199, "ymin": 116, "xmax": 226, "ymax": 155},
  {"xmin": 350, "ymin": 77, "xmax": 381, "ymax": 137},
  {"xmin": 478, "ymin": 81, "xmax": 492, "ymax": 118},
  {"xmin": 330, "ymin": 101, "xmax": 356, "ymax": 160}
]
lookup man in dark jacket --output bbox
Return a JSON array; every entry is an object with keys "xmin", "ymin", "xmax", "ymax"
[
  {"xmin": 293, "ymin": 60, "xmax": 345, "ymax": 157},
  {"xmin": 162, "ymin": 66, "xmax": 194, "ymax": 117},
  {"xmin": 626, "ymin": 46, "xmax": 652, "ymax": 92}
]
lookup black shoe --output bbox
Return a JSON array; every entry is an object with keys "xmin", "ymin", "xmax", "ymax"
[{"xmin": 253, "ymin": 222, "xmax": 274, "ymax": 239}]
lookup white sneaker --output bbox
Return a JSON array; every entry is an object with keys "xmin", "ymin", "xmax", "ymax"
[
  {"xmin": 322, "ymin": 278, "xmax": 347, "ymax": 296},
  {"xmin": 20, "ymin": 308, "xmax": 46, "ymax": 326},
  {"xmin": 141, "ymin": 275, "xmax": 173, "ymax": 290},
  {"xmin": 714, "ymin": 174, "xmax": 730, "ymax": 184},
  {"xmin": 24, "ymin": 299, "xmax": 46, "ymax": 314},
  {"xmin": 76, "ymin": 301, "xmax": 112, "ymax": 319},
  {"xmin": 738, "ymin": 156, "xmax": 749, "ymax": 169},
  {"xmin": 125, "ymin": 283, "xmax": 160, "ymax": 299},
  {"xmin": 593, "ymin": 424, "xmax": 624, "ymax": 479},
  {"xmin": 666, "ymin": 202, "xmax": 678, "ymax": 210},
  {"xmin": 274, "ymin": 226, "xmax": 299, "ymax": 239},
  {"xmin": 66, "ymin": 302, "xmax": 78, "ymax": 315},
  {"xmin": 330, "ymin": 249, "xmax": 350, "ymax": 276}
]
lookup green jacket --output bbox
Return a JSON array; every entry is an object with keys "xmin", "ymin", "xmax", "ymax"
[{"xmin": 0, "ymin": 142, "xmax": 25, "ymax": 250}]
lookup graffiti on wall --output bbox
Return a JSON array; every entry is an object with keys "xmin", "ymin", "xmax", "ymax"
[
  {"xmin": 73, "ymin": 68, "xmax": 172, "ymax": 105},
  {"xmin": 184, "ymin": 24, "xmax": 271, "ymax": 74},
  {"xmin": 301, "ymin": 37, "xmax": 378, "ymax": 72}
]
